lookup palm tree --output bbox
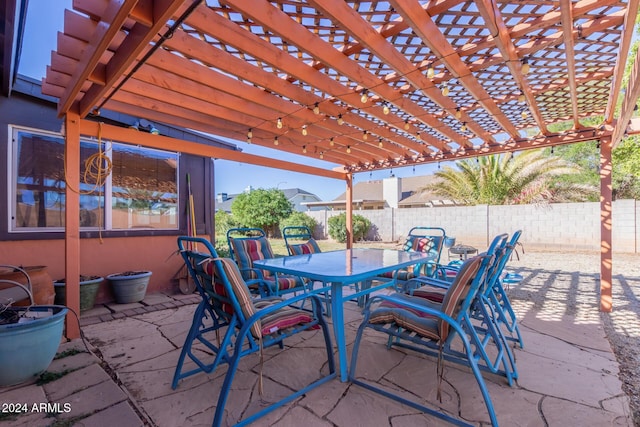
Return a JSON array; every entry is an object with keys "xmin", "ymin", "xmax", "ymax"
[{"xmin": 423, "ymin": 150, "xmax": 596, "ymax": 205}]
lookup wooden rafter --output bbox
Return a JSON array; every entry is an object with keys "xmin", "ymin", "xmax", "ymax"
[{"xmin": 559, "ymin": 0, "xmax": 580, "ymax": 128}]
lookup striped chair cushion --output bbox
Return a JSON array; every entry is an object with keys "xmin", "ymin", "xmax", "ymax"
[
  {"xmin": 230, "ymin": 237, "xmax": 276, "ymax": 280},
  {"xmin": 369, "ymin": 293, "xmax": 441, "ymax": 341},
  {"xmin": 377, "ymin": 269, "xmax": 416, "ymax": 281},
  {"xmin": 264, "ymin": 275, "xmax": 304, "ymax": 291},
  {"xmin": 288, "ymin": 238, "xmax": 321, "ymax": 255},
  {"xmin": 369, "ymin": 256, "xmax": 483, "ymax": 342},
  {"xmin": 403, "ymin": 236, "xmax": 435, "ymax": 253},
  {"xmin": 412, "ymin": 285, "xmax": 446, "ymax": 304},
  {"xmin": 218, "ymin": 258, "xmax": 314, "ymax": 339}
]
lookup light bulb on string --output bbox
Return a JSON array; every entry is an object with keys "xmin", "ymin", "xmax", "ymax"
[
  {"xmin": 383, "ymin": 103, "xmax": 390, "ymax": 115},
  {"xmin": 360, "ymin": 90, "xmax": 368, "ymax": 103},
  {"xmin": 416, "ymin": 132, "xmax": 421, "ymax": 141},
  {"xmin": 329, "ymin": 137, "xmax": 335, "ymax": 146},
  {"xmin": 521, "ymin": 58, "xmax": 530, "ymax": 75},
  {"xmin": 521, "ymin": 110, "xmax": 528, "ymax": 120},
  {"xmin": 302, "ymin": 145, "xmax": 307, "ymax": 153},
  {"xmin": 441, "ymin": 84, "xmax": 449, "ymax": 96},
  {"xmin": 319, "ymin": 151, "xmax": 324, "ymax": 159},
  {"xmin": 302, "ymin": 125, "xmax": 308, "ymax": 136},
  {"xmin": 362, "ymin": 130, "xmax": 368, "ymax": 140},
  {"xmin": 461, "ymin": 122, "xmax": 467, "ymax": 132},
  {"xmin": 346, "ymin": 146, "xmax": 352, "ymax": 154},
  {"xmin": 247, "ymin": 128, "xmax": 252, "ymax": 143},
  {"xmin": 378, "ymin": 138, "xmax": 383, "ymax": 148},
  {"xmin": 426, "ymin": 63, "xmax": 435, "ymax": 79},
  {"xmin": 337, "ymin": 114, "xmax": 344, "ymax": 125},
  {"xmin": 313, "ymin": 102, "xmax": 320, "ymax": 115},
  {"xmin": 404, "ymin": 120, "xmax": 410, "ymax": 130},
  {"xmin": 518, "ymin": 90, "xmax": 525, "ymax": 103},
  {"xmin": 274, "ymin": 136, "xmax": 279, "ymax": 145},
  {"xmin": 455, "ymin": 107, "xmax": 462, "ymax": 119},
  {"xmin": 277, "ymin": 117, "xmax": 283, "ymax": 129}
]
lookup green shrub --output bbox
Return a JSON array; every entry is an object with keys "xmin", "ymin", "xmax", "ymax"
[
  {"xmin": 214, "ymin": 210, "xmax": 237, "ymax": 239},
  {"xmin": 327, "ymin": 213, "xmax": 371, "ymax": 243},
  {"xmin": 280, "ymin": 212, "xmax": 318, "ymax": 236},
  {"xmin": 214, "ymin": 236, "xmax": 231, "ymax": 258}
]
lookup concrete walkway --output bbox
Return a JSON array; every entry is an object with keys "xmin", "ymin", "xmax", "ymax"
[{"xmin": 0, "ymin": 288, "xmax": 632, "ymax": 427}]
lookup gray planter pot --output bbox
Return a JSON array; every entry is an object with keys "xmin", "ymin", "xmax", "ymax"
[
  {"xmin": 107, "ymin": 271, "xmax": 151, "ymax": 304},
  {"xmin": 54, "ymin": 276, "xmax": 103, "ymax": 312}
]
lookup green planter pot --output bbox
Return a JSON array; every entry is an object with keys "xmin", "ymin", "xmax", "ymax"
[
  {"xmin": 0, "ymin": 305, "xmax": 67, "ymax": 386},
  {"xmin": 107, "ymin": 271, "xmax": 151, "ymax": 304},
  {"xmin": 54, "ymin": 276, "xmax": 103, "ymax": 312}
]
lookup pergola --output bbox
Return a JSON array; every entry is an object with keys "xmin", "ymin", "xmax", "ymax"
[{"xmin": 41, "ymin": 0, "xmax": 640, "ymax": 336}]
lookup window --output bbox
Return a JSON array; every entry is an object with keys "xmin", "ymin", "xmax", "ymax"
[{"xmin": 10, "ymin": 126, "xmax": 179, "ymax": 232}]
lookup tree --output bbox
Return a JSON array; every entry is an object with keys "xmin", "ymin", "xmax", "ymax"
[
  {"xmin": 230, "ymin": 188, "xmax": 292, "ymax": 237},
  {"xmin": 424, "ymin": 150, "xmax": 596, "ymax": 205}
]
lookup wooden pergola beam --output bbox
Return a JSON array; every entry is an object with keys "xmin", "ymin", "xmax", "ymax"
[{"xmin": 559, "ymin": 0, "xmax": 581, "ymax": 128}]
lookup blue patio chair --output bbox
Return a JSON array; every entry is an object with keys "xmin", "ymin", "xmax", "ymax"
[
  {"xmin": 282, "ymin": 225, "xmax": 321, "ymax": 255},
  {"xmin": 227, "ymin": 227, "xmax": 311, "ymax": 298},
  {"xmin": 349, "ymin": 254, "xmax": 498, "ymax": 426},
  {"xmin": 407, "ymin": 233, "xmax": 518, "ymax": 384},
  {"xmin": 373, "ymin": 227, "xmax": 447, "ymax": 294},
  {"xmin": 173, "ymin": 236, "xmax": 335, "ymax": 426}
]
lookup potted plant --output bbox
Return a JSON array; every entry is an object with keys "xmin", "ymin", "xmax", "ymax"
[
  {"xmin": 107, "ymin": 270, "xmax": 151, "ymax": 304},
  {"xmin": 0, "ymin": 271, "xmax": 67, "ymax": 386},
  {"xmin": 53, "ymin": 275, "xmax": 103, "ymax": 312}
]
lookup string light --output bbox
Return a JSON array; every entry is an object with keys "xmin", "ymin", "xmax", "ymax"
[
  {"xmin": 360, "ymin": 90, "xmax": 368, "ymax": 103},
  {"xmin": 302, "ymin": 145, "xmax": 307, "ymax": 153},
  {"xmin": 302, "ymin": 125, "xmax": 308, "ymax": 136},
  {"xmin": 319, "ymin": 151, "xmax": 324, "ymax": 159},
  {"xmin": 363, "ymin": 130, "xmax": 368, "ymax": 140},
  {"xmin": 378, "ymin": 138, "xmax": 383, "ymax": 147},
  {"xmin": 313, "ymin": 102, "xmax": 320, "ymax": 115},
  {"xmin": 441, "ymin": 84, "xmax": 450, "ymax": 96},
  {"xmin": 383, "ymin": 103, "xmax": 390, "ymax": 115},
  {"xmin": 416, "ymin": 132, "xmax": 421, "ymax": 140},
  {"xmin": 247, "ymin": 128, "xmax": 252, "ymax": 143},
  {"xmin": 277, "ymin": 117, "xmax": 283, "ymax": 129},
  {"xmin": 346, "ymin": 146, "xmax": 352, "ymax": 154},
  {"xmin": 404, "ymin": 119, "xmax": 410, "ymax": 130},
  {"xmin": 521, "ymin": 110, "xmax": 528, "ymax": 119},
  {"xmin": 426, "ymin": 63, "xmax": 435, "ymax": 79},
  {"xmin": 521, "ymin": 57, "xmax": 530, "ymax": 75},
  {"xmin": 455, "ymin": 107, "xmax": 462, "ymax": 119},
  {"xmin": 329, "ymin": 137, "xmax": 335, "ymax": 146},
  {"xmin": 337, "ymin": 114, "xmax": 344, "ymax": 125},
  {"xmin": 518, "ymin": 90, "xmax": 526, "ymax": 103},
  {"xmin": 274, "ymin": 136, "xmax": 279, "ymax": 145},
  {"xmin": 461, "ymin": 122, "xmax": 467, "ymax": 132}
]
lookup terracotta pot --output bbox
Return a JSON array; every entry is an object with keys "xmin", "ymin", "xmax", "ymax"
[{"xmin": 0, "ymin": 266, "xmax": 55, "ymax": 306}]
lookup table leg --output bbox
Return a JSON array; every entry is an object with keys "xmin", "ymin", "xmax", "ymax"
[{"xmin": 331, "ymin": 282, "xmax": 348, "ymax": 382}]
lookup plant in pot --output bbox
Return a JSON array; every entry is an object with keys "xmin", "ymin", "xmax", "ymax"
[
  {"xmin": 0, "ymin": 267, "xmax": 67, "ymax": 387},
  {"xmin": 53, "ymin": 275, "xmax": 103, "ymax": 312},
  {"xmin": 107, "ymin": 270, "xmax": 152, "ymax": 304}
]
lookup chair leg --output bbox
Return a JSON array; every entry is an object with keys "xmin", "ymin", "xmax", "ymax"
[{"xmin": 172, "ymin": 301, "xmax": 208, "ymax": 389}]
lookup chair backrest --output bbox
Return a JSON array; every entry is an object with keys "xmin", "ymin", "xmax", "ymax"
[
  {"xmin": 283, "ymin": 226, "xmax": 321, "ymax": 255},
  {"xmin": 177, "ymin": 236, "xmax": 237, "ymax": 318},
  {"xmin": 402, "ymin": 227, "xmax": 446, "ymax": 262},
  {"xmin": 438, "ymin": 254, "xmax": 487, "ymax": 341},
  {"xmin": 479, "ymin": 232, "xmax": 513, "ymax": 296},
  {"xmin": 227, "ymin": 228, "xmax": 275, "ymax": 279}
]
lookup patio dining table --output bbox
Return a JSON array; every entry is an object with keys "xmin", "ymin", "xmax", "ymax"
[{"xmin": 254, "ymin": 248, "xmax": 434, "ymax": 381}]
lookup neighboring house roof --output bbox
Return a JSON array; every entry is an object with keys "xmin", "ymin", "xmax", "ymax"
[{"xmin": 304, "ymin": 175, "xmax": 456, "ymax": 209}]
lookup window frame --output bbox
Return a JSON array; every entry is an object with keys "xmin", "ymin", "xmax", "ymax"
[{"xmin": 8, "ymin": 125, "xmax": 180, "ymax": 234}]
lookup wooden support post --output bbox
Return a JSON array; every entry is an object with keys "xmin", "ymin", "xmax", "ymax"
[
  {"xmin": 599, "ymin": 137, "xmax": 613, "ymax": 312},
  {"xmin": 64, "ymin": 112, "xmax": 81, "ymax": 338},
  {"xmin": 345, "ymin": 173, "xmax": 353, "ymax": 249}
]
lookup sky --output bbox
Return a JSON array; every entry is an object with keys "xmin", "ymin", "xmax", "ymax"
[{"xmin": 18, "ymin": 0, "xmax": 442, "ymax": 201}]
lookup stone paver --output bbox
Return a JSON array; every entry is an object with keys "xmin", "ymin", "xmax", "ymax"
[{"xmin": 79, "ymin": 401, "xmax": 144, "ymax": 427}]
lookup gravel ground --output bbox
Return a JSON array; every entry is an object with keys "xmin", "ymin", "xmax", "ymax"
[{"xmin": 502, "ymin": 249, "xmax": 640, "ymax": 426}]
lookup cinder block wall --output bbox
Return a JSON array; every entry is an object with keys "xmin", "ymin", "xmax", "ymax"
[{"xmin": 307, "ymin": 199, "xmax": 638, "ymax": 253}]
